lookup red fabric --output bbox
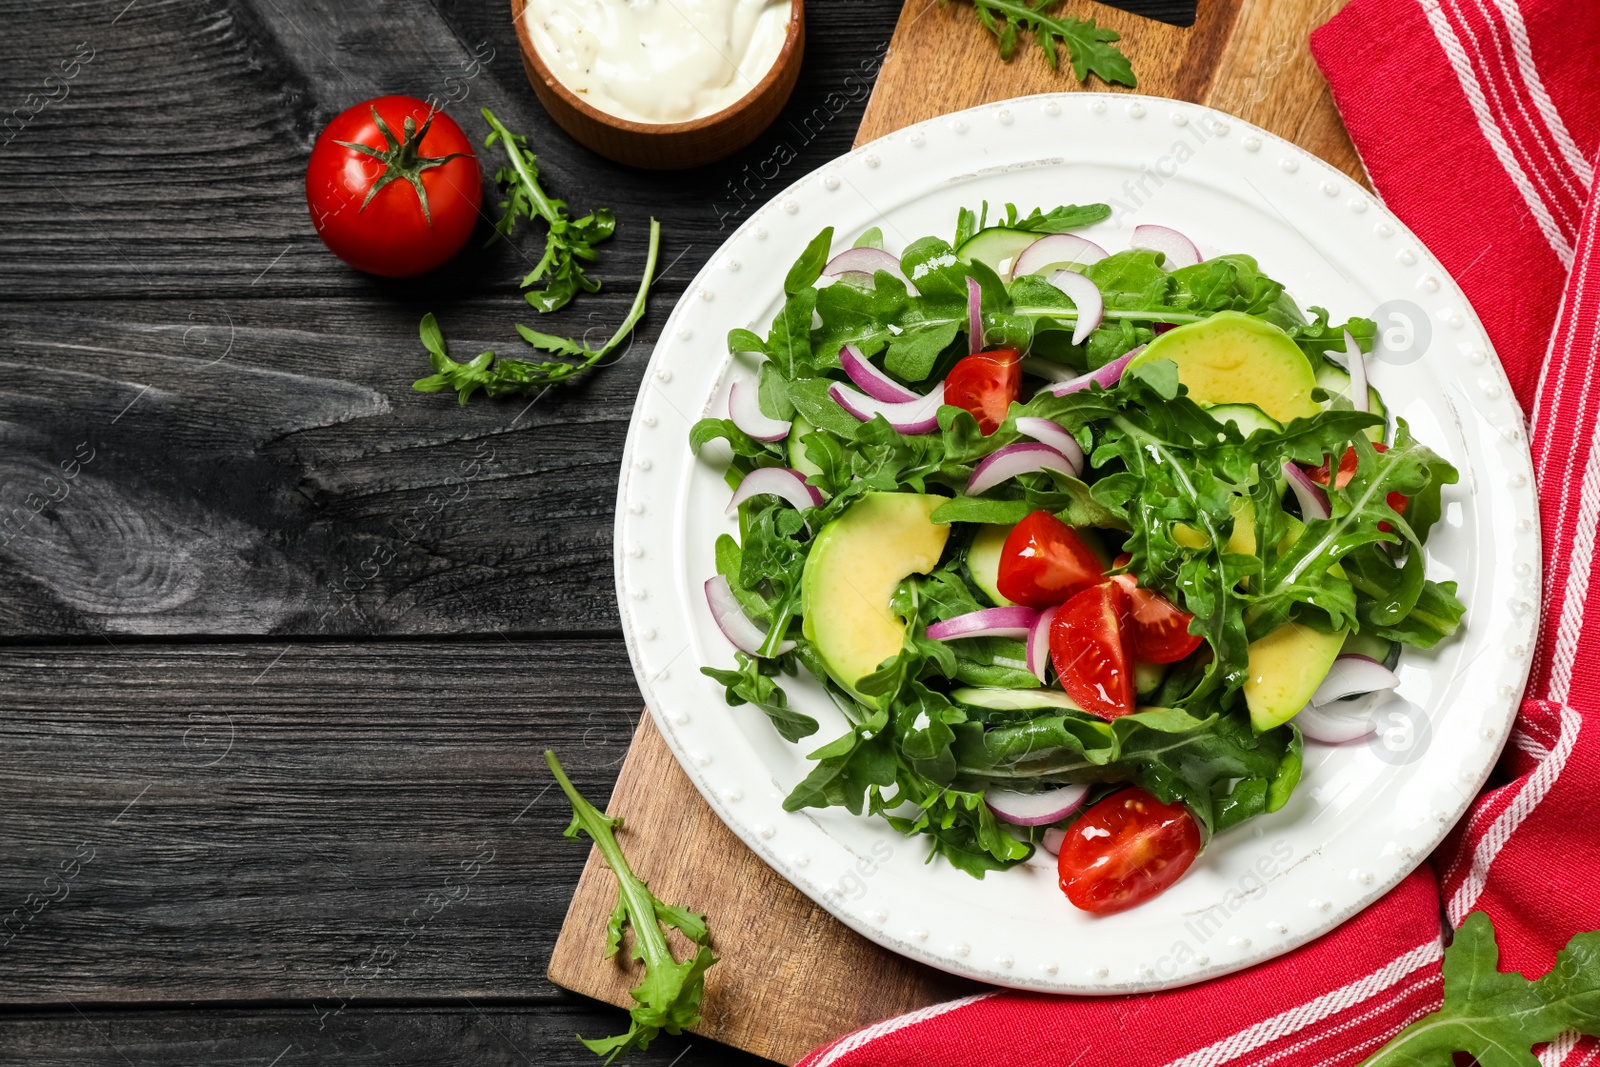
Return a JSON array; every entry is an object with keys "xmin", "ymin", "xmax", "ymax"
[{"xmin": 800, "ymin": 2, "xmax": 1600, "ymax": 1064}]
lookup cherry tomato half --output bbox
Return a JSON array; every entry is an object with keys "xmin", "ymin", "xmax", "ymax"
[
  {"xmin": 944, "ymin": 348, "xmax": 1020, "ymax": 435},
  {"xmin": 1050, "ymin": 580, "xmax": 1135, "ymax": 719},
  {"xmin": 1306, "ymin": 442, "xmax": 1408, "ymax": 531},
  {"xmin": 996, "ymin": 511, "xmax": 1106, "ymax": 609},
  {"xmin": 306, "ymin": 96, "xmax": 481, "ymax": 278},
  {"xmin": 1058, "ymin": 787, "xmax": 1202, "ymax": 913},
  {"xmin": 1112, "ymin": 574, "xmax": 1203, "ymax": 664}
]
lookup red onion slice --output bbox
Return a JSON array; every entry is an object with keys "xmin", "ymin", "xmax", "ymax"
[
  {"xmin": 967, "ymin": 276, "xmax": 983, "ymax": 355},
  {"xmin": 728, "ymin": 380, "xmax": 790, "ymax": 442},
  {"xmin": 1026, "ymin": 603, "xmax": 1058, "ymax": 684},
  {"xmin": 823, "ymin": 247, "xmax": 917, "ymax": 294},
  {"xmin": 1013, "ymin": 418, "xmax": 1084, "ymax": 476},
  {"xmin": 1310, "ymin": 654, "xmax": 1399, "ymax": 706},
  {"xmin": 1041, "ymin": 826, "xmax": 1068, "ymax": 855},
  {"xmin": 1343, "ymin": 329, "xmax": 1368, "ymax": 414},
  {"xmin": 1295, "ymin": 699, "xmax": 1378, "ymax": 744},
  {"xmin": 1013, "ymin": 233, "xmax": 1108, "ymax": 277},
  {"xmin": 925, "ymin": 605, "xmax": 1039, "ymax": 641},
  {"xmin": 1045, "ymin": 345, "xmax": 1144, "ymax": 397},
  {"xmin": 1044, "ymin": 269, "xmax": 1105, "ymax": 345},
  {"xmin": 727, "ymin": 466, "xmax": 824, "ymax": 517},
  {"xmin": 985, "ymin": 783, "xmax": 1090, "ymax": 827},
  {"xmin": 705, "ymin": 575, "xmax": 795, "ymax": 657},
  {"xmin": 1131, "ymin": 224, "xmax": 1201, "ymax": 269},
  {"xmin": 966, "ymin": 442, "xmax": 1078, "ymax": 496},
  {"xmin": 828, "ymin": 381, "xmax": 944, "ymax": 435},
  {"xmin": 1282, "ymin": 461, "xmax": 1331, "ymax": 520},
  {"xmin": 839, "ymin": 344, "xmax": 919, "ymax": 403}
]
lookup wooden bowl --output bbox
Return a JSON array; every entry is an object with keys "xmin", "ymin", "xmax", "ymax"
[{"xmin": 511, "ymin": 0, "xmax": 806, "ymax": 170}]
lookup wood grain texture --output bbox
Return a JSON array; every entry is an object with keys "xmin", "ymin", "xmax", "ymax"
[
  {"xmin": 855, "ymin": 0, "xmax": 1363, "ymax": 182},
  {"xmin": 548, "ymin": 716, "xmax": 979, "ymax": 1067},
  {"xmin": 0, "ymin": 0, "xmax": 902, "ymax": 640},
  {"xmin": 0, "ymin": 1004, "xmax": 771, "ymax": 1067},
  {"xmin": 0, "ymin": 639, "xmax": 644, "ymax": 1003}
]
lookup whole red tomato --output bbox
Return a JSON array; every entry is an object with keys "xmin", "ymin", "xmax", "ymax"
[
  {"xmin": 306, "ymin": 96, "xmax": 481, "ymax": 278},
  {"xmin": 944, "ymin": 348, "xmax": 1020, "ymax": 434},
  {"xmin": 1058, "ymin": 787, "xmax": 1202, "ymax": 913}
]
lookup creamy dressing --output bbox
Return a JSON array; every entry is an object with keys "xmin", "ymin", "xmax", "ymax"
[{"xmin": 525, "ymin": 0, "xmax": 792, "ymax": 125}]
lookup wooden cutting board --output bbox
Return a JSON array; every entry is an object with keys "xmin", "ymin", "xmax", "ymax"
[{"xmin": 548, "ymin": 2, "xmax": 1361, "ymax": 1062}]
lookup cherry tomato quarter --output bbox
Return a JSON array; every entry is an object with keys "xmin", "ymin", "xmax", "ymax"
[
  {"xmin": 306, "ymin": 96, "xmax": 481, "ymax": 278},
  {"xmin": 1112, "ymin": 574, "xmax": 1203, "ymax": 664},
  {"xmin": 944, "ymin": 348, "xmax": 1020, "ymax": 435},
  {"xmin": 1057, "ymin": 787, "xmax": 1202, "ymax": 913},
  {"xmin": 1050, "ymin": 580, "xmax": 1135, "ymax": 719},
  {"xmin": 996, "ymin": 511, "xmax": 1106, "ymax": 609}
]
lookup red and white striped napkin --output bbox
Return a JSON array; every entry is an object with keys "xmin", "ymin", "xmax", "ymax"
[{"xmin": 800, "ymin": 1, "xmax": 1600, "ymax": 1062}]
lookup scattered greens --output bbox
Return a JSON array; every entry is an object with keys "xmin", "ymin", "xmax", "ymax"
[
  {"xmin": 1363, "ymin": 912, "xmax": 1600, "ymax": 1066},
  {"xmin": 414, "ymin": 218, "xmax": 661, "ymax": 402},
  {"xmin": 414, "ymin": 112, "xmax": 662, "ymax": 404},
  {"xmin": 693, "ymin": 205, "xmax": 1464, "ymax": 877},
  {"xmin": 547, "ymin": 751, "xmax": 716, "ymax": 1064},
  {"xmin": 949, "ymin": 0, "xmax": 1136, "ymax": 87},
  {"xmin": 481, "ymin": 107, "xmax": 616, "ymax": 314}
]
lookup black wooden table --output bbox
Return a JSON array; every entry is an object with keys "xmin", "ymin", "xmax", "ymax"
[{"xmin": 0, "ymin": 1, "xmax": 1187, "ymax": 1063}]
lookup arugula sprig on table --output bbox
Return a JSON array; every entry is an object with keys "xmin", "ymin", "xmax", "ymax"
[
  {"xmin": 414, "ymin": 218, "xmax": 661, "ymax": 403},
  {"xmin": 546, "ymin": 751, "xmax": 716, "ymax": 1064},
  {"xmin": 1364, "ymin": 912, "xmax": 1600, "ymax": 1066},
  {"xmin": 948, "ymin": 0, "xmax": 1136, "ymax": 87},
  {"xmin": 413, "ymin": 111, "xmax": 663, "ymax": 403},
  {"xmin": 481, "ymin": 107, "xmax": 615, "ymax": 314}
]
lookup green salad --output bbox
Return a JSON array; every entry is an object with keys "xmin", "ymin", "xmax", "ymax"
[{"xmin": 689, "ymin": 203, "xmax": 1463, "ymax": 913}]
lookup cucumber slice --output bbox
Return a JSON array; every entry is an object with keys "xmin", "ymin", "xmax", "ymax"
[
  {"xmin": 952, "ymin": 687, "xmax": 1085, "ymax": 712},
  {"xmin": 788, "ymin": 415, "xmax": 824, "ymax": 479},
  {"xmin": 955, "ymin": 227, "xmax": 1037, "ymax": 281},
  {"xmin": 1134, "ymin": 659, "xmax": 1166, "ymax": 695},
  {"xmin": 1314, "ymin": 357, "xmax": 1387, "ymax": 442},
  {"xmin": 1341, "ymin": 630, "xmax": 1400, "ymax": 670},
  {"xmin": 1207, "ymin": 403, "xmax": 1282, "ymax": 438},
  {"xmin": 966, "ymin": 524, "xmax": 1014, "ymax": 606}
]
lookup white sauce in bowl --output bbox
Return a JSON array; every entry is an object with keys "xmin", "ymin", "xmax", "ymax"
[{"xmin": 524, "ymin": 0, "xmax": 793, "ymax": 125}]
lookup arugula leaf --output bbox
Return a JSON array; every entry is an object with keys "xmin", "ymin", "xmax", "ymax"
[
  {"xmin": 951, "ymin": 0, "xmax": 1136, "ymax": 87},
  {"xmin": 546, "ymin": 751, "xmax": 717, "ymax": 1063},
  {"xmin": 481, "ymin": 109, "xmax": 617, "ymax": 314},
  {"xmin": 785, "ymin": 227, "xmax": 834, "ymax": 296},
  {"xmin": 413, "ymin": 219, "xmax": 661, "ymax": 402},
  {"xmin": 702, "ymin": 653, "xmax": 819, "ymax": 743},
  {"xmin": 1363, "ymin": 911, "xmax": 1600, "ymax": 1067}
]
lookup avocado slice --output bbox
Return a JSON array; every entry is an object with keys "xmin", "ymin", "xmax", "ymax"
[
  {"xmin": 801, "ymin": 492, "xmax": 951, "ymax": 695},
  {"xmin": 1243, "ymin": 621, "xmax": 1346, "ymax": 731},
  {"xmin": 966, "ymin": 524, "xmax": 1014, "ymax": 606},
  {"xmin": 1128, "ymin": 311, "xmax": 1321, "ymax": 425}
]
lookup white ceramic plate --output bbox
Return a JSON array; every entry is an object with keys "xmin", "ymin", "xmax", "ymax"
[{"xmin": 613, "ymin": 93, "xmax": 1539, "ymax": 993}]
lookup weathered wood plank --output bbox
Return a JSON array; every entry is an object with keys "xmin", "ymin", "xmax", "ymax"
[
  {"xmin": 0, "ymin": 0, "xmax": 900, "ymax": 300},
  {"xmin": 0, "ymin": 1002, "xmax": 774, "ymax": 1066},
  {"xmin": 0, "ymin": 639, "xmax": 645, "ymax": 1004}
]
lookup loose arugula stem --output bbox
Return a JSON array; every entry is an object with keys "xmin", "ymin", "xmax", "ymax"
[
  {"xmin": 414, "ymin": 219, "xmax": 662, "ymax": 402},
  {"xmin": 482, "ymin": 108, "xmax": 563, "ymax": 224},
  {"xmin": 546, "ymin": 750, "xmax": 716, "ymax": 1063}
]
